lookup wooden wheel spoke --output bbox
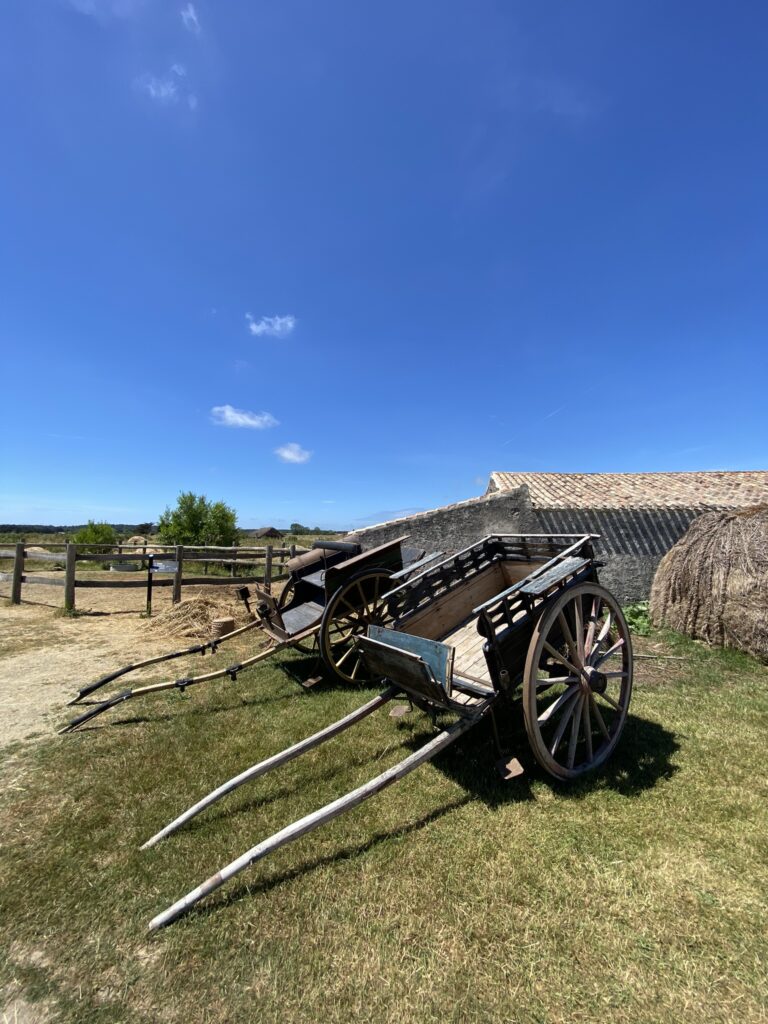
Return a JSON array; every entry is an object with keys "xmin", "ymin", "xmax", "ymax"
[
  {"xmin": 538, "ymin": 684, "xmax": 580, "ymax": 724},
  {"xmin": 334, "ymin": 643, "xmax": 357, "ymax": 669},
  {"xmin": 536, "ymin": 675, "xmax": 577, "ymax": 688},
  {"xmin": 557, "ymin": 612, "xmax": 580, "ymax": 668},
  {"xmin": 590, "ymin": 611, "xmax": 613, "ymax": 661},
  {"xmin": 603, "ymin": 671, "xmax": 628, "ymax": 678},
  {"xmin": 567, "ymin": 696, "xmax": 584, "ymax": 770},
  {"xmin": 549, "ymin": 691, "xmax": 581, "ymax": 756},
  {"xmin": 329, "ymin": 616, "xmax": 358, "ymax": 637},
  {"xmin": 341, "ymin": 594, "xmax": 361, "ymax": 612},
  {"xmin": 595, "ymin": 689, "xmax": 622, "ymax": 712},
  {"xmin": 350, "ymin": 652, "xmax": 362, "ymax": 679},
  {"xmin": 593, "ymin": 637, "xmax": 624, "ymax": 668},
  {"xmin": 573, "ymin": 598, "xmax": 585, "ymax": 662},
  {"xmin": 356, "ymin": 583, "xmax": 371, "ymax": 620},
  {"xmin": 583, "ymin": 695, "xmax": 593, "ymax": 760},
  {"xmin": 542, "ymin": 641, "xmax": 581, "ymax": 678},
  {"xmin": 589, "ymin": 692, "xmax": 610, "ymax": 738},
  {"xmin": 584, "ymin": 595, "xmax": 601, "ymax": 658}
]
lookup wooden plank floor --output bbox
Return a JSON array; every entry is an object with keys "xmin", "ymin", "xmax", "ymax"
[{"xmin": 443, "ymin": 618, "xmax": 491, "ymax": 683}]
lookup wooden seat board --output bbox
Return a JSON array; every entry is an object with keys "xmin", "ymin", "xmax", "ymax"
[
  {"xmin": 442, "ymin": 618, "xmax": 492, "ymax": 684},
  {"xmin": 281, "ymin": 601, "xmax": 324, "ymax": 636}
]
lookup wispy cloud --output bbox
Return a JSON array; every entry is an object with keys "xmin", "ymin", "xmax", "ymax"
[
  {"xmin": 211, "ymin": 405, "xmax": 278, "ymax": 429},
  {"xmin": 246, "ymin": 313, "xmax": 297, "ymax": 338},
  {"xmin": 135, "ymin": 64, "xmax": 191, "ymax": 106},
  {"xmin": 353, "ymin": 507, "xmax": 425, "ymax": 525},
  {"xmin": 68, "ymin": 0, "xmax": 146, "ymax": 17},
  {"xmin": 275, "ymin": 443, "xmax": 312, "ymax": 464},
  {"xmin": 180, "ymin": 3, "xmax": 201, "ymax": 35},
  {"xmin": 135, "ymin": 65, "xmax": 199, "ymax": 112}
]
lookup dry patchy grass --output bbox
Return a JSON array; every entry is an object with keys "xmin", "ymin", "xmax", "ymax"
[{"xmin": 1, "ymin": 630, "xmax": 767, "ymax": 1023}]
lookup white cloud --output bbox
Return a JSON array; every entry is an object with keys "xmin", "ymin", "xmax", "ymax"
[
  {"xmin": 275, "ymin": 443, "xmax": 312, "ymax": 464},
  {"xmin": 135, "ymin": 65, "xmax": 198, "ymax": 111},
  {"xmin": 137, "ymin": 73, "xmax": 179, "ymax": 103},
  {"xmin": 211, "ymin": 405, "xmax": 279, "ymax": 429},
  {"xmin": 68, "ymin": 0, "xmax": 145, "ymax": 17},
  {"xmin": 180, "ymin": 3, "xmax": 201, "ymax": 34},
  {"xmin": 245, "ymin": 313, "xmax": 296, "ymax": 338}
]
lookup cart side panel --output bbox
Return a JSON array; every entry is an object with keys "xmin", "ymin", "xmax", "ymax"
[
  {"xmin": 323, "ymin": 537, "xmax": 408, "ymax": 597},
  {"xmin": 387, "ymin": 537, "xmax": 499, "ymax": 628},
  {"xmin": 387, "ymin": 534, "xmax": 591, "ymax": 637},
  {"xmin": 480, "ymin": 559, "xmax": 599, "ymax": 690}
]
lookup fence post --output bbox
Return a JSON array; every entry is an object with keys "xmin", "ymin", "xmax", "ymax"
[
  {"xmin": 146, "ymin": 555, "xmax": 154, "ymax": 616},
  {"xmin": 289, "ymin": 544, "xmax": 296, "ymax": 558},
  {"xmin": 64, "ymin": 543, "xmax": 76, "ymax": 612},
  {"xmin": 264, "ymin": 545, "xmax": 273, "ymax": 594},
  {"xmin": 173, "ymin": 546, "xmax": 183, "ymax": 604},
  {"xmin": 10, "ymin": 542, "xmax": 24, "ymax": 604}
]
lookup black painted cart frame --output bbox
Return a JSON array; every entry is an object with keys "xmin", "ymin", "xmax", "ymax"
[
  {"xmin": 61, "ymin": 537, "xmax": 434, "ymax": 732},
  {"xmin": 144, "ymin": 533, "xmax": 633, "ymax": 928}
]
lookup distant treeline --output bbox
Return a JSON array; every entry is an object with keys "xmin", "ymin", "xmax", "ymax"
[{"xmin": 0, "ymin": 524, "xmax": 152, "ymax": 534}]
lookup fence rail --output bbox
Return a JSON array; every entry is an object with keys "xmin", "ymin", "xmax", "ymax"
[{"xmin": 0, "ymin": 543, "xmax": 303, "ymax": 613}]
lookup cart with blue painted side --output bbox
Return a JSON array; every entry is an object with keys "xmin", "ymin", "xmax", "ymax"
[{"xmin": 144, "ymin": 533, "xmax": 633, "ymax": 929}]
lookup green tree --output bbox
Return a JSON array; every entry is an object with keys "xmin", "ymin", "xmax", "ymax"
[
  {"xmin": 157, "ymin": 493, "xmax": 238, "ymax": 546},
  {"xmin": 290, "ymin": 522, "xmax": 309, "ymax": 534},
  {"xmin": 73, "ymin": 520, "xmax": 118, "ymax": 553}
]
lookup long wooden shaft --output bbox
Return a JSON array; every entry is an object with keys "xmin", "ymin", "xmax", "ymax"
[
  {"xmin": 61, "ymin": 624, "xmax": 322, "ymax": 733},
  {"xmin": 148, "ymin": 715, "xmax": 477, "ymax": 930},
  {"xmin": 69, "ymin": 618, "xmax": 264, "ymax": 703},
  {"xmin": 141, "ymin": 687, "xmax": 397, "ymax": 849}
]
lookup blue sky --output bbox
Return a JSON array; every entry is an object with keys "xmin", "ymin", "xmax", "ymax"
[{"xmin": 1, "ymin": 1, "xmax": 766, "ymax": 529}]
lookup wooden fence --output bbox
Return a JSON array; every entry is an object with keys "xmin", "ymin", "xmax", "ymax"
[{"xmin": 0, "ymin": 543, "xmax": 303, "ymax": 613}]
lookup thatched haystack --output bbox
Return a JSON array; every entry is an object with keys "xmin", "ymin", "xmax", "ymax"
[
  {"xmin": 147, "ymin": 590, "xmax": 252, "ymax": 640},
  {"xmin": 125, "ymin": 535, "xmax": 147, "ymax": 546},
  {"xmin": 650, "ymin": 506, "xmax": 768, "ymax": 661}
]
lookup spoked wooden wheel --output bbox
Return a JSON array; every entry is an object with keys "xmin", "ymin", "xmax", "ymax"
[
  {"xmin": 320, "ymin": 569, "xmax": 394, "ymax": 684},
  {"xmin": 277, "ymin": 578, "xmax": 296, "ymax": 611},
  {"xmin": 523, "ymin": 582, "xmax": 633, "ymax": 780}
]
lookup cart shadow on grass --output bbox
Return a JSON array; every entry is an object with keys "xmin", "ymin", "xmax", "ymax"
[{"xmin": 421, "ymin": 706, "xmax": 680, "ymax": 804}]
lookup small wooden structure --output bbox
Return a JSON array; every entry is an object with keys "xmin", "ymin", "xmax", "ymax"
[
  {"xmin": 143, "ymin": 534, "xmax": 634, "ymax": 929},
  {"xmin": 62, "ymin": 537, "xmax": 433, "ymax": 731}
]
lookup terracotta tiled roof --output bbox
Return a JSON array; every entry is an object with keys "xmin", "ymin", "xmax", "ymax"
[{"xmin": 487, "ymin": 471, "xmax": 768, "ymax": 510}]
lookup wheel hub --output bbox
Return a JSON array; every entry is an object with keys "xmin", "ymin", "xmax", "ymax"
[{"xmin": 583, "ymin": 665, "xmax": 607, "ymax": 694}]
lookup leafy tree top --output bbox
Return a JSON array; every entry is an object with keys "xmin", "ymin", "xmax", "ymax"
[
  {"xmin": 73, "ymin": 520, "xmax": 118, "ymax": 552},
  {"xmin": 157, "ymin": 493, "xmax": 238, "ymax": 546}
]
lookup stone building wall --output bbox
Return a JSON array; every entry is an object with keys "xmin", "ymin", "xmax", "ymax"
[
  {"xmin": 530, "ymin": 506, "xmax": 702, "ymax": 603},
  {"xmin": 345, "ymin": 487, "xmax": 536, "ymax": 555},
  {"xmin": 346, "ymin": 485, "xmax": 705, "ymax": 605}
]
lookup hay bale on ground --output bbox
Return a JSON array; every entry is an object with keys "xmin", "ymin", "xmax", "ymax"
[
  {"xmin": 147, "ymin": 590, "xmax": 252, "ymax": 640},
  {"xmin": 650, "ymin": 505, "xmax": 768, "ymax": 662},
  {"xmin": 125, "ymin": 535, "xmax": 147, "ymax": 546}
]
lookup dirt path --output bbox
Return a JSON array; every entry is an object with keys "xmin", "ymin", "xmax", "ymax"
[{"xmin": 0, "ymin": 604, "xmax": 177, "ymax": 749}]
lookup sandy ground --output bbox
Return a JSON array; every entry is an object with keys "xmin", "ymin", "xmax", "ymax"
[
  {"xmin": 0, "ymin": 603, "xmax": 181, "ymax": 749},
  {"xmin": 0, "ymin": 571, "xmax": 265, "ymax": 750}
]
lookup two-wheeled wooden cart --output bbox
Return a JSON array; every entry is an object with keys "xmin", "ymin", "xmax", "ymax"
[
  {"xmin": 62, "ymin": 537, "xmax": 434, "ymax": 732},
  {"xmin": 144, "ymin": 533, "xmax": 633, "ymax": 929}
]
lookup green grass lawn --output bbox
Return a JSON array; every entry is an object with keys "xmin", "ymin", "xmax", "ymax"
[{"xmin": 1, "ymin": 631, "xmax": 767, "ymax": 1023}]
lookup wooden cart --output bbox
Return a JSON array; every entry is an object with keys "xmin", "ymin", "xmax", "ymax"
[
  {"xmin": 61, "ymin": 537, "xmax": 435, "ymax": 732},
  {"xmin": 143, "ymin": 533, "xmax": 634, "ymax": 929}
]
